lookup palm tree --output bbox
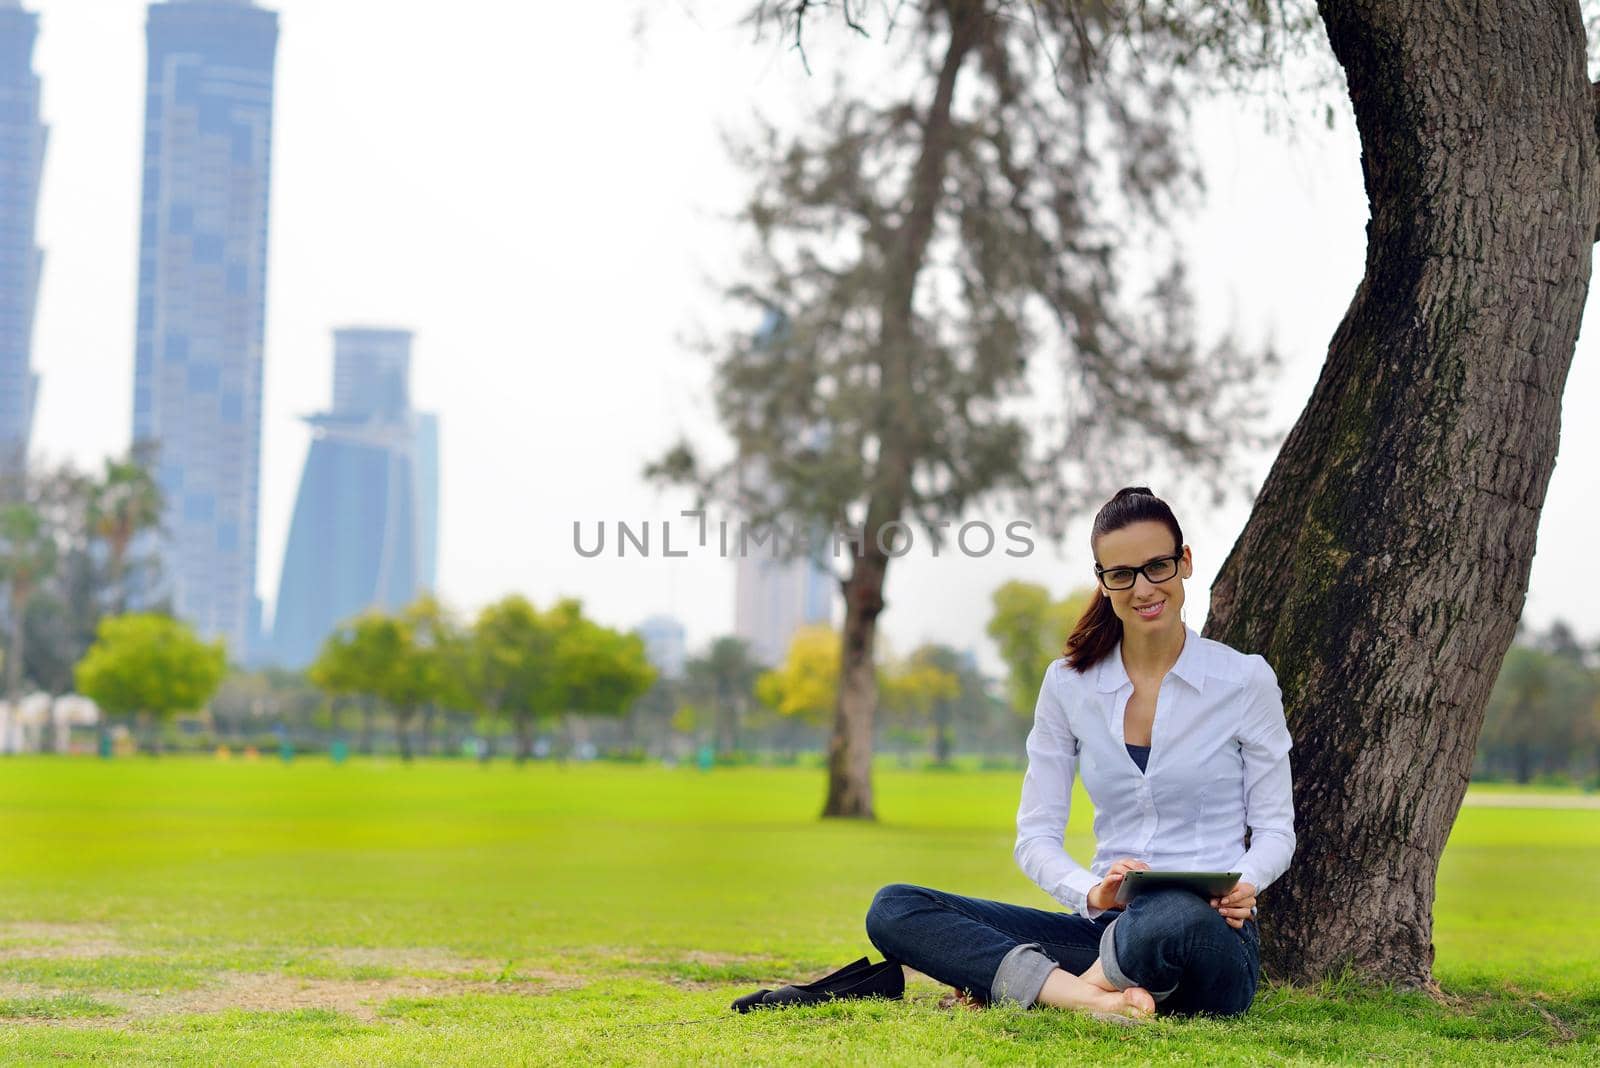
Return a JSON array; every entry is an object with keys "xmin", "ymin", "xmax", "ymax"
[
  {"xmin": 87, "ymin": 453, "xmax": 163, "ymax": 615},
  {"xmin": 0, "ymin": 503, "xmax": 58, "ymax": 704},
  {"xmin": 686, "ymin": 637, "xmax": 764, "ymax": 757}
]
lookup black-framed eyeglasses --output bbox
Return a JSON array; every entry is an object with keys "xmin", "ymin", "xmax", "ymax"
[{"xmin": 1095, "ymin": 551, "xmax": 1183, "ymax": 591}]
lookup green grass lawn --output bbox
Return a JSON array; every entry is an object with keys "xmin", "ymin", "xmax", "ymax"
[{"xmin": 0, "ymin": 758, "xmax": 1594, "ymax": 1065}]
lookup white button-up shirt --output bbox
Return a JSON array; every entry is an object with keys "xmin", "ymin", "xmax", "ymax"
[{"xmin": 1014, "ymin": 623, "xmax": 1295, "ymax": 918}]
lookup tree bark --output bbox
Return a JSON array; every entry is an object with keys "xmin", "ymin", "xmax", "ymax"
[
  {"xmin": 397, "ymin": 708, "xmax": 414, "ymax": 763},
  {"xmin": 6, "ymin": 584, "xmax": 28, "ymax": 703},
  {"xmin": 932, "ymin": 700, "xmax": 953, "ymax": 766},
  {"xmin": 515, "ymin": 712, "xmax": 532, "ymax": 763},
  {"xmin": 480, "ymin": 703, "xmax": 499, "ymax": 763},
  {"xmin": 1205, "ymin": 0, "xmax": 1599, "ymax": 987},
  {"xmin": 822, "ymin": 2, "xmax": 983, "ymax": 819}
]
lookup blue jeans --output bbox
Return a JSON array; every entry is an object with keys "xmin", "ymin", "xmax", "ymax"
[{"xmin": 864, "ymin": 883, "xmax": 1259, "ymax": 1016}]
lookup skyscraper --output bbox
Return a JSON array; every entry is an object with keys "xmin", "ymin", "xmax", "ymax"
[
  {"xmin": 732, "ymin": 308, "xmax": 837, "ymax": 665},
  {"xmin": 270, "ymin": 328, "xmax": 440, "ymax": 668},
  {"xmin": 636, "ymin": 615, "xmax": 687, "ymax": 681},
  {"xmin": 733, "ymin": 532, "xmax": 835, "ymax": 666},
  {"xmin": 0, "ymin": 1, "xmax": 45, "ymax": 479},
  {"xmin": 131, "ymin": 0, "xmax": 278, "ymax": 655}
]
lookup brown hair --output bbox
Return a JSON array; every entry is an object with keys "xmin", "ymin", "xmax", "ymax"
[{"xmin": 1062, "ymin": 486, "xmax": 1185, "ymax": 673}]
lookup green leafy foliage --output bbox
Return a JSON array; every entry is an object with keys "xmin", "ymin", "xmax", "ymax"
[
  {"xmin": 985, "ymin": 580, "xmax": 1092, "ymax": 713},
  {"xmin": 72, "ymin": 613, "xmax": 226, "ymax": 721}
]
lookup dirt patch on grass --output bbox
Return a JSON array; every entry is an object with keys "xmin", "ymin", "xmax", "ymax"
[
  {"xmin": 0, "ymin": 940, "xmax": 589, "ymax": 1028},
  {"xmin": 318, "ymin": 946, "xmax": 491, "ymax": 972},
  {"xmin": 0, "ymin": 923, "xmax": 126, "ymax": 959},
  {"xmin": 130, "ymin": 971, "xmax": 582, "ymax": 1023}
]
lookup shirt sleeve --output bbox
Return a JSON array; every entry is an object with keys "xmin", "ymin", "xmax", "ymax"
[
  {"xmin": 1014, "ymin": 661, "xmax": 1104, "ymax": 917},
  {"xmin": 1229, "ymin": 654, "xmax": 1296, "ymax": 893}
]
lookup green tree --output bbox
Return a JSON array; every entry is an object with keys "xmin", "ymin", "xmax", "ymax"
[
  {"xmin": 0, "ymin": 456, "xmax": 165, "ymax": 699},
  {"xmin": 683, "ymin": 636, "xmax": 764, "ymax": 756},
  {"xmin": 756, "ymin": 625, "xmax": 841, "ymax": 728},
  {"xmin": 308, "ymin": 622, "xmax": 361, "ymax": 745},
  {"xmin": 310, "ymin": 612, "xmax": 406, "ymax": 755},
  {"xmin": 0, "ymin": 503, "xmax": 58, "ymax": 703},
  {"xmin": 1480, "ymin": 646, "xmax": 1557, "ymax": 784},
  {"xmin": 547, "ymin": 599, "xmax": 657, "ymax": 762},
  {"xmin": 87, "ymin": 450, "xmax": 163, "ymax": 616},
  {"xmin": 1479, "ymin": 637, "xmax": 1596, "ymax": 783},
  {"xmin": 74, "ymin": 614, "xmax": 226, "ymax": 754},
  {"xmin": 985, "ymin": 581, "xmax": 1092, "ymax": 722},
  {"xmin": 648, "ymin": 1, "xmax": 1280, "ymax": 820},
  {"xmin": 1583, "ymin": 689, "xmax": 1600, "ymax": 790},
  {"xmin": 469, "ymin": 595, "xmax": 558, "ymax": 762},
  {"xmin": 398, "ymin": 594, "xmax": 470, "ymax": 758},
  {"xmin": 466, "ymin": 596, "xmax": 655, "ymax": 763},
  {"xmin": 879, "ymin": 645, "xmax": 962, "ymax": 765}
]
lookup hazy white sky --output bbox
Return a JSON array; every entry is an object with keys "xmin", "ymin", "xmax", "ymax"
[{"xmin": 21, "ymin": 1, "xmax": 1599, "ymax": 673}]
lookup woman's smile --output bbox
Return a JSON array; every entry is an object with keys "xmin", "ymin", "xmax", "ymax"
[{"xmin": 1133, "ymin": 600, "xmax": 1165, "ymax": 620}]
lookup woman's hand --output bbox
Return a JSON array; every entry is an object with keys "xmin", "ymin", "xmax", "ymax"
[
  {"xmin": 1087, "ymin": 858, "xmax": 1151, "ymax": 912},
  {"xmin": 1210, "ymin": 881, "xmax": 1258, "ymax": 929}
]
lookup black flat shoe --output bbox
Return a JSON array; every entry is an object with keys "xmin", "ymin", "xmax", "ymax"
[
  {"xmin": 731, "ymin": 956, "xmax": 873, "ymax": 1014},
  {"xmin": 732, "ymin": 958, "xmax": 904, "ymax": 1012},
  {"xmin": 730, "ymin": 988, "xmax": 773, "ymax": 1013}
]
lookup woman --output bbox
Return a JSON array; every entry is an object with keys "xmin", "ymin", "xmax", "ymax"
[{"xmin": 864, "ymin": 486, "xmax": 1295, "ymax": 1019}]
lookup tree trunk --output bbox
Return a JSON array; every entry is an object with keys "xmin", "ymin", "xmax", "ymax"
[
  {"xmin": 396, "ymin": 707, "xmax": 414, "ymax": 763},
  {"xmin": 480, "ymin": 704, "xmax": 498, "ymax": 763},
  {"xmin": 932, "ymin": 701, "xmax": 952, "ymax": 766},
  {"xmin": 515, "ymin": 713, "xmax": 532, "ymax": 763},
  {"xmin": 421, "ymin": 703, "xmax": 435, "ymax": 757},
  {"xmin": 1204, "ymin": 0, "xmax": 1599, "ymax": 987},
  {"xmin": 825, "ymin": 549, "xmax": 888, "ymax": 816},
  {"xmin": 107, "ymin": 538, "xmax": 128, "ymax": 617},
  {"xmin": 359, "ymin": 697, "xmax": 374, "ymax": 755},
  {"xmin": 822, "ymin": 3, "xmax": 981, "ymax": 820},
  {"xmin": 716, "ymin": 697, "xmax": 739, "ymax": 756},
  {"xmin": 1513, "ymin": 741, "xmax": 1532, "ymax": 786},
  {"xmin": 6, "ymin": 586, "xmax": 27, "ymax": 703}
]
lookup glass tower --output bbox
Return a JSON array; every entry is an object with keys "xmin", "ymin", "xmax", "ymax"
[
  {"xmin": 131, "ymin": 0, "xmax": 278, "ymax": 656},
  {"xmin": 731, "ymin": 309, "xmax": 837, "ymax": 666},
  {"xmin": 271, "ymin": 329, "xmax": 440, "ymax": 668},
  {"xmin": 0, "ymin": 1, "xmax": 45, "ymax": 479}
]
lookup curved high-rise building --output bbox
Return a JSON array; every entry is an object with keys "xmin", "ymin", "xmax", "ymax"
[
  {"xmin": 131, "ymin": 0, "xmax": 278, "ymax": 656},
  {"xmin": 0, "ymin": 1, "xmax": 46, "ymax": 479},
  {"xmin": 270, "ymin": 329, "xmax": 440, "ymax": 668}
]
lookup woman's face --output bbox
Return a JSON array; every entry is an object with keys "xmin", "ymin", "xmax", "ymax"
[{"xmin": 1093, "ymin": 520, "xmax": 1192, "ymax": 634}]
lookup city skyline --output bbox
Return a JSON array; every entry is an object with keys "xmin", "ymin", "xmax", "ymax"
[
  {"xmin": 0, "ymin": 0, "xmax": 45, "ymax": 477},
  {"xmin": 129, "ymin": 0, "xmax": 278, "ymax": 657},
  {"xmin": 11, "ymin": 1, "xmax": 1600, "ymax": 675}
]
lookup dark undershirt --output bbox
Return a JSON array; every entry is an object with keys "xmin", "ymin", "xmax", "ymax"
[{"xmin": 1126, "ymin": 743, "xmax": 1151, "ymax": 773}]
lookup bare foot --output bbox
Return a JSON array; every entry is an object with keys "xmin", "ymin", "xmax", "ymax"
[
  {"xmin": 1035, "ymin": 966, "xmax": 1155, "ymax": 1020},
  {"xmin": 1097, "ymin": 985, "xmax": 1155, "ymax": 1020}
]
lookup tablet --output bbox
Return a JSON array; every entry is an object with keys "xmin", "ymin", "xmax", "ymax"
[{"xmin": 1112, "ymin": 870, "xmax": 1241, "ymax": 906}]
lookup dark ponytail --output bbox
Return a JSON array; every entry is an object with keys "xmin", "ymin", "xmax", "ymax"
[{"xmin": 1062, "ymin": 486, "xmax": 1185, "ymax": 673}]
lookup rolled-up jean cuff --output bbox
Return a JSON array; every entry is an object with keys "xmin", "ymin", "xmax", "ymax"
[
  {"xmin": 990, "ymin": 942, "xmax": 1059, "ymax": 1008},
  {"xmin": 1098, "ymin": 916, "xmax": 1177, "ymax": 1003}
]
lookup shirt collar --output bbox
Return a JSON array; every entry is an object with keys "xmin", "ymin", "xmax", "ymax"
[{"xmin": 1095, "ymin": 622, "xmax": 1206, "ymax": 694}]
